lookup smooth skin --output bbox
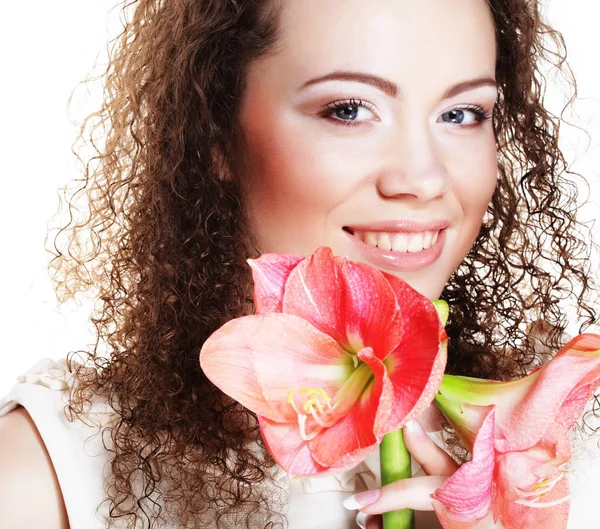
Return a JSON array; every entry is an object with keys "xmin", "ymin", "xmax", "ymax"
[
  {"xmin": 0, "ymin": 407, "xmax": 69, "ymax": 528},
  {"xmin": 238, "ymin": 0, "xmax": 498, "ymax": 299},
  {"xmin": 238, "ymin": 0, "xmax": 500, "ymax": 525},
  {"xmin": 359, "ymin": 421, "xmax": 502, "ymax": 528},
  {"xmin": 1, "ymin": 0, "xmax": 502, "ymax": 526}
]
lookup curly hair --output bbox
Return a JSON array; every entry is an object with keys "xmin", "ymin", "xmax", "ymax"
[{"xmin": 48, "ymin": 0, "xmax": 599, "ymax": 527}]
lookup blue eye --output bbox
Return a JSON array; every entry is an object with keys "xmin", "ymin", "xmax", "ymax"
[
  {"xmin": 322, "ymin": 100, "xmax": 492, "ymax": 128},
  {"xmin": 439, "ymin": 105, "xmax": 492, "ymax": 126},
  {"xmin": 322, "ymin": 98, "xmax": 377, "ymax": 127}
]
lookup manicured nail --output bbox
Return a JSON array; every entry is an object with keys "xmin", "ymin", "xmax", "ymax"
[
  {"xmin": 356, "ymin": 511, "xmax": 369, "ymax": 529},
  {"xmin": 405, "ymin": 419, "xmax": 427, "ymax": 439},
  {"xmin": 342, "ymin": 488, "xmax": 381, "ymax": 510}
]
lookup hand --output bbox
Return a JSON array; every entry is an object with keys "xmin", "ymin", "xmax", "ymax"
[
  {"xmin": 345, "ymin": 416, "xmax": 503, "ymax": 528},
  {"xmin": 346, "ymin": 418, "xmax": 458, "ymax": 528}
]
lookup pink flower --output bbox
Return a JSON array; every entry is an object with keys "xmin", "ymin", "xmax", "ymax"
[
  {"xmin": 432, "ymin": 334, "xmax": 600, "ymax": 529},
  {"xmin": 200, "ymin": 246, "xmax": 447, "ymax": 477}
]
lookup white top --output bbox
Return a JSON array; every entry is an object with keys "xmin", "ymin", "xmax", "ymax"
[{"xmin": 0, "ymin": 358, "xmax": 598, "ymax": 529}]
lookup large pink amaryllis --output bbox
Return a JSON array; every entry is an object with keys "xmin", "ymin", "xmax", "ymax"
[
  {"xmin": 432, "ymin": 333, "xmax": 600, "ymax": 529},
  {"xmin": 200, "ymin": 246, "xmax": 447, "ymax": 477}
]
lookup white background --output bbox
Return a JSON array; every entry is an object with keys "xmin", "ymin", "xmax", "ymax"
[{"xmin": 0, "ymin": 1, "xmax": 599, "ymax": 393}]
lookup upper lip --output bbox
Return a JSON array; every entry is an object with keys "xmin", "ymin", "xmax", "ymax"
[{"xmin": 345, "ymin": 219, "xmax": 449, "ymax": 234}]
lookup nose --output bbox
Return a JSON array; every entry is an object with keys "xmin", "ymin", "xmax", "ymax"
[{"xmin": 376, "ymin": 124, "xmax": 450, "ymax": 201}]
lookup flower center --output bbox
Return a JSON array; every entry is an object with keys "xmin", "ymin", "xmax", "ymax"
[
  {"xmin": 287, "ymin": 362, "xmax": 373, "ymax": 441},
  {"xmin": 514, "ymin": 465, "xmax": 570, "ymax": 509}
]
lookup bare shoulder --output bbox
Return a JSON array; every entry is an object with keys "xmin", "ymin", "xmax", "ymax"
[{"xmin": 0, "ymin": 406, "xmax": 70, "ymax": 529}]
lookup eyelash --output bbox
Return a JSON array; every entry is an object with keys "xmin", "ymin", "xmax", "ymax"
[
  {"xmin": 322, "ymin": 98, "xmax": 493, "ymax": 128},
  {"xmin": 322, "ymin": 98, "xmax": 377, "ymax": 127}
]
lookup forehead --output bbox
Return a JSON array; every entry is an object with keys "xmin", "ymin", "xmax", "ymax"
[{"xmin": 259, "ymin": 0, "xmax": 496, "ymax": 91}]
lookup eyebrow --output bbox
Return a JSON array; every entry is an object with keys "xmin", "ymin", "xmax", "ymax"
[{"xmin": 300, "ymin": 70, "xmax": 497, "ymax": 99}]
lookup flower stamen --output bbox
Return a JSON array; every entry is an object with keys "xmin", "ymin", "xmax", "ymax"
[
  {"xmin": 521, "ymin": 467, "xmax": 568, "ymax": 499},
  {"xmin": 516, "ymin": 467, "xmax": 570, "ymax": 508},
  {"xmin": 288, "ymin": 386, "xmax": 334, "ymax": 440},
  {"xmin": 287, "ymin": 363, "xmax": 373, "ymax": 441},
  {"xmin": 514, "ymin": 495, "xmax": 570, "ymax": 509},
  {"xmin": 297, "ymin": 412, "xmax": 320, "ymax": 441}
]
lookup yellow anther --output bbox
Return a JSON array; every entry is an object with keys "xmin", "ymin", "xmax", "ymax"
[
  {"xmin": 533, "ymin": 479, "xmax": 549, "ymax": 492},
  {"xmin": 287, "ymin": 387, "xmax": 295, "ymax": 404},
  {"xmin": 299, "ymin": 387, "xmax": 331, "ymax": 402},
  {"xmin": 303, "ymin": 397, "xmax": 320, "ymax": 413}
]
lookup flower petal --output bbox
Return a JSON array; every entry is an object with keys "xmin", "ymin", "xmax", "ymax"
[
  {"xmin": 380, "ymin": 273, "xmax": 447, "ymax": 431},
  {"xmin": 247, "ymin": 252, "xmax": 305, "ymax": 313},
  {"xmin": 200, "ymin": 312, "xmax": 349, "ymax": 422},
  {"xmin": 434, "ymin": 397, "xmax": 493, "ymax": 453},
  {"xmin": 282, "ymin": 247, "xmax": 403, "ymax": 357},
  {"xmin": 431, "ymin": 407, "xmax": 496, "ymax": 528},
  {"xmin": 495, "ymin": 334, "xmax": 600, "ymax": 452},
  {"xmin": 492, "ymin": 466, "xmax": 570, "ymax": 529},
  {"xmin": 495, "ymin": 438, "xmax": 570, "ymax": 503},
  {"xmin": 337, "ymin": 259, "xmax": 403, "ymax": 359},
  {"xmin": 281, "ymin": 247, "xmax": 346, "ymax": 344},
  {"xmin": 257, "ymin": 415, "xmax": 328, "ymax": 477},
  {"xmin": 308, "ymin": 347, "xmax": 393, "ymax": 470}
]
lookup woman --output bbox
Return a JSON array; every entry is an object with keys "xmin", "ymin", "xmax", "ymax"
[{"xmin": 0, "ymin": 0, "xmax": 598, "ymax": 528}]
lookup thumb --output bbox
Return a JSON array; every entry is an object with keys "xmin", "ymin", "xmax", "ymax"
[{"xmin": 403, "ymin": 420, "xmax": 458, "ymax": 476}]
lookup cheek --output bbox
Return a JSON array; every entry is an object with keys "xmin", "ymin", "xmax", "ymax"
[
  {"xmin": 239, "ymin": 115, "xmax": 361, "ymax": 253},
  {"xmin": 451, "ymin": 135, "xmax": 498, "ymax": 223},
  {"xmin": 441, "ymin": 133, "xmax": 498, "ymax": 274}
]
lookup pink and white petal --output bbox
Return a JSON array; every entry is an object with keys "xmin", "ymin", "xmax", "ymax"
[
  {"xmin": 257, "ymin": 416, "xmax": 327, "ymax": 477},
  {"xmin": 430, "ymin": 507, "xmax": 484, "ymax": 529},
  {"xmin": 321, "ymin": 442, "xmax": 381, "ymax": 477},
  {"xmin": 431, "ymin": 408, "xmax": 496, "ymax": 528},
  {"xmin": 282, "ymin": 246, "xmax": 347, "ymax": 345},
  {"xmin": 492, "ymin": 472, "xmax": 570, "ymax": 529},
  {"xmin": 200, "ymin": 313, "xmax": 348, "ymax": 422},
  {"xmin": 247, "ymin": 253, "xmax": 305, "ymax": 313},
  {"xmin": 381, "ymin": 293, "xmax": 447, "ymax": 431},
  {"xmin": 382, "ymin": 271, "xmax": 443, "ymax": 329},
  {"xmin": 495, "ymin": 334, "xmax": 600, "ymax": 452},
  {"xmin": 308, "ymin": 348, "xmax": 393, "ymax": 468},
  {"xmin": 495, "ymin": 442, "xmax": 570, "ymax": 503},
  {"xmin": 336, "ymin": 259, "xmax": 403, "ymax": 359},
  {"xmin": 568, "ymin": 333, "xmax": 600, "ymax": 355}
]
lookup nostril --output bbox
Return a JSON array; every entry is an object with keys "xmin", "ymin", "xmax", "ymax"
[{"xmin": 343, "ymin": 227, "xmax": 354, "ymax": 235}]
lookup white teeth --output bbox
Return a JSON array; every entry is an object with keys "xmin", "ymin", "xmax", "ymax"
[
  {"xmin": 357, "ymin": 229, "xmax": 441, "ymax": 252},
  {"xmin": 391, "ymin": 234, "xmax": 409, "ymax": 252},
  {"xmin": 423, "ymin": 231, "xmax": 433, "ymax": 248},
  {"xmin": 364, "ymin": 232, "xmax": 378, "ymax": 246},
  {"xmin": 407, "ymin": 233, "xmax": 424, "ymax": 253},
  {"xmin": 377, "ymin": 233, "xmax": 392, "ymax": 251}
]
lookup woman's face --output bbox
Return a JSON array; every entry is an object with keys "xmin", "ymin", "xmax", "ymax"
[{"xmin": 237, "ymin": 0, "xmax": 498, "ymax": 300}]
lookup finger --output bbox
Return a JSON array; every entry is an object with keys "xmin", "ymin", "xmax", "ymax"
[
  {"xmin": 356, "ymin": 512, "xmax": 383, "ymax": 529},
  {"xmin": 343, "ymin": 475, "xmax": 447, "ymax": 514},
  {"xmin": 403, "ymin": 419, "xmax": 459, "ymax": 476}
]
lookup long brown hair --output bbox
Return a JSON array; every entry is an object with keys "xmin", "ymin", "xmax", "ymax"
[{"xmin": 48, "ymin": 0, "xmax": 598, "ymax": 527}]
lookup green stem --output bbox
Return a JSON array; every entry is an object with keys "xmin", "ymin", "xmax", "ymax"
[{"xmin": 380, "ymin": 428, "xmax": 415, "ymax": 529}]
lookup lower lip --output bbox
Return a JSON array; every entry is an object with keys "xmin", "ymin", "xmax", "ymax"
[{"xmin": 343, "ymin": 228, "xmax": 447, "ymax": 271}]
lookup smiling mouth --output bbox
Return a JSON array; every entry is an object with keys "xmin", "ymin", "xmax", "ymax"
[{"xmin": 343, "ymin": 227, "xmax": 442, "ymax": 253}]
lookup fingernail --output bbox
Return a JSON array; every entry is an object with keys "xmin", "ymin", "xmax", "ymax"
[
  {"xmin": 342, "ymin": 488, "xmax": 381, "ymax": 510},
  {"xmin": 356, "ymin": 512, "xmax": 369, "ymax": 529},
  {"xmin": 405, "ymin": 419, "xmax": 427, "ymax": 439}
]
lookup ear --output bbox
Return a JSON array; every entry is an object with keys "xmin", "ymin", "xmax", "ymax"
[{"xmin": 211, "ymin": 144, "xmax": 234, "ymax": 182}]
